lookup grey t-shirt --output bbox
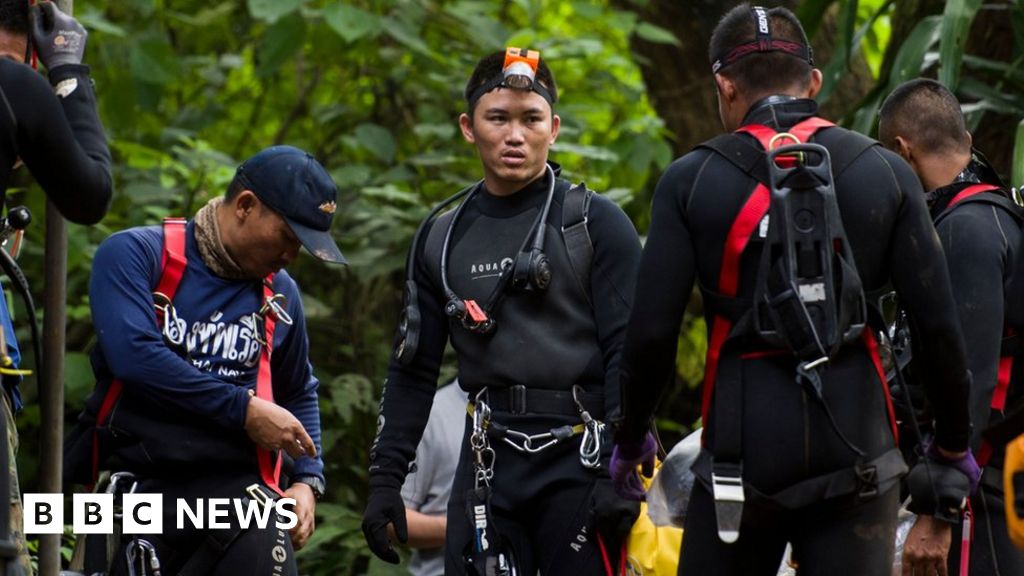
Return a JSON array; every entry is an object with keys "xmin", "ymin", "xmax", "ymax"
[{"xmin": 401, "ymin": 382, "xmax": 467, "ymax": 576}]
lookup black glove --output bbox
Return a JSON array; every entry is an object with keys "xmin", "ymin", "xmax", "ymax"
[
  {"xmin": 361, "ymin": 487, "xmax": 407, "ymax": 564},
  {"xmin": 30, "ymin": 1, "xmax": 87, "ymax": 69},
  {"xmin": 591, "ymin": 476, "xmax": 640, "ymax": 545},
  {"xmin": 905, "ymin": 459, "xmax": 971, "ymax": 523}
]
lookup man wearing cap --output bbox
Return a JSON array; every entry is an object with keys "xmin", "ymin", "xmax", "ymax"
[
  {"xmin": 609, "ymin": 4, "xmax": 974, "ymax": 575},
  {"xmin": 362, "ymin": 49, "xmax": 642, "ymax": 573},
  {"xmin": 75, "ymin": 145, "xmax": 343, "ymax": 575}
]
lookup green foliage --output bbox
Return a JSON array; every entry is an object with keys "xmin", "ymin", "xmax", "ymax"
[{"xmin": 12, "ymin": 1, "xmax": 664, "ymax": 573}]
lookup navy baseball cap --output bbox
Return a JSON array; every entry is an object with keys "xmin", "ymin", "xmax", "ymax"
[{"xmin": 235, "ymin": 145, "xmax": 346, "ymax": 264}]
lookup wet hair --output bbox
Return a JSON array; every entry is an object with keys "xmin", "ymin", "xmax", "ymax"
[
  {"xmin": 708, "ymin": 4, "xmax": 813, "ymax": 96},
  {"xmin": 463, "ymin": 50, "xmax": 558, "ymax": 113},
  {"xmin": 878, "ymin": 78, "xmax": 970, "ymax": 155},
  {"xmin": 0, "ymin": 0, "xmax": 28, "ymax": 36}
]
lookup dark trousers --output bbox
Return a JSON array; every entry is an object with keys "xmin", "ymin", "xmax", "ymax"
[
  {"xmin": 679, "ymin": 482, "xmax": 899, "ymax": 576},
  {"xmin": 109, "ymin": 470, "xmax": 297, "ymax": 576},
  {"xmin": 444, "ymin": 412, "xmax": 614, "ymax": 575}
]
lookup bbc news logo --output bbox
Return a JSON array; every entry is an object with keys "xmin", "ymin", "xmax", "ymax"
[{"xmin": 22, "ymin": 494, "xmax": 298, "ymax": 534}]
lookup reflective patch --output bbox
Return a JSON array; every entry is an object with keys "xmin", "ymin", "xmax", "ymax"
[{"xmin": 55, "ymin": 78, "xmax": 78, "ymax": 99}]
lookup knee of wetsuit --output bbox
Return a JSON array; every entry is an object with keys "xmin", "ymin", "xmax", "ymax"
[{"xmin": 906, "ymin": 460, "xmax": 969, "ymax": 523}]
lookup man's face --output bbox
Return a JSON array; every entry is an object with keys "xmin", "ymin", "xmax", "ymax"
[
  {"xmin": 236, "ymin": 197, "xmax": 302, "ymax": 278},
  {"xmin": 460, "ymin": 87, "xmax": 560, "ymax": 196},
  {"xmin": 0, "ymin": 30, "xmax": 27, "ymax": 63}
]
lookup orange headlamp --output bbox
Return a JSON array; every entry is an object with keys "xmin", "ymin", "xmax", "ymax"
[{"xmin": 467, "ymin": 46, "xmax": 554, "ymax": 108}]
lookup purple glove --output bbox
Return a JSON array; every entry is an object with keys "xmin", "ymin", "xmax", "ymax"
[
  {"xmin": 610, "ymin": 432, "xmax": 657, "ymax": 501},
  {"xmin": 927, "ymin": 442, "xmax": 982, "ymax": 495}
]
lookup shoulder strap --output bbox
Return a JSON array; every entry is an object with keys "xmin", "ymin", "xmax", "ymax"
[
  {"xmin": 697, "ymin": 134, "xmax": 771, "ymax": 186},
  {"xmin": 562, "ymin": 182, "xmax": 594, "ymax": 306},
  {"xmin": 155, "ymin": 217, "xmax": 188, "ymax": 301},
  {"xmin": 935, "ymin": 185, "xmax": 1022, "ymax": 226}
]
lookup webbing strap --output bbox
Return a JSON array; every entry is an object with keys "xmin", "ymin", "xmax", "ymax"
[
  {"xmin": 949, "ymin": 183, "xmax": 1000, "ymax": 209},
  {"xmin": 700, "ymin": 117, "xmax": 833, "ymax": 425},
  {"xmin": 257, "ymin": 278, "xmax": 284, "ymax": 496},
  {"xmin": 93, "ymin": 218, "xmax": 189, "ymax": 483},
  {"xmin": 562, "ymin": 183, "xmax": 594, "ymax": 307}
]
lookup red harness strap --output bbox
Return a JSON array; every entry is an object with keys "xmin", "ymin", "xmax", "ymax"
[
  {"xmin": 699, "ymin": 117, "xmax": 898, "ymax": 440},
  {"xmin": 948, "ymin": 183, "xmax": 1000, "ymax": 208},
  {"xmin": 701, "ymin": 118, "xmax": 836, "ymax": 424},
  {"xmin": 92, "ymin": 219, "xmax": 284, "ymax": 495}
]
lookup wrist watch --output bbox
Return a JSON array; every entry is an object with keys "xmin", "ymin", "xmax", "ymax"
[{"xmin": 293, "ymin": 475, "xmax": 326, "ymax": 501}]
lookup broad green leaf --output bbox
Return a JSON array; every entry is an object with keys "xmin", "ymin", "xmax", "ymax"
[
  {"xmin": 889, "ymin": 15, "xmax": 942, "ymax": 86},
  {"xmin": 77, "ymin": 8, "xmax": 127, "ymax": 37},
  {"xmin": 354, "ymin": 124, "xmax": 397, "ymax": 163},
  {"xmin": 257, "ymin": 13, "xmax": 305, "ymax": 77},
  {"xmin": 382, "ymin": 16, "xmax": 433, "ymax": 56},
  {"xmin": 634, "ymin": 22, "xmax": 680, "ymax": 47},
  {"xmin": 938, "ymin": 0, "xmax": 983, "ymax": 90},
  {"xmin": 840, "ymin": 0, "xmax": 859, "ymax": 68},
  {"xmin": 551, "ymin": 142, "xmax": 619, "ymax": 162},
  {"xmin": 129, "ymin": 35, "xmax": 180, "ymax": 86},
  {"xmin": 797, "ymin": 0, "xmax": 838, "ymax": 39},
  {"xmin": 1014, "ymin": 120, "xmax": 1024, "ymax": 190},
  {"xmin": 247, "ymin": 0, "xmax": 301, "ymax": 23},
  {"xmin": 323, "ymin": 4, "xmax": 381, "ymax": 44}
]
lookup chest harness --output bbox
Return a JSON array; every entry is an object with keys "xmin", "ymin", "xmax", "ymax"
[
  {"xmin": 694, "ymin": 118, "xmax": 907, "ymax": 543},
  {"xmin": 90, "ymin": 218, "xmax": 292, "ymax": 496}
]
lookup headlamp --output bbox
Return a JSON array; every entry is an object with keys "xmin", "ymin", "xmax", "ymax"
[{"xmin": 467, "ymin": 47, "xmax": 554, "ymax": 109}]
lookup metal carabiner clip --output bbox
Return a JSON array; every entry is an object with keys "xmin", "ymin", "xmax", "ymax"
[{"xmin": 260, "ymin": 293, "xmax": 293, "ymax": 326}]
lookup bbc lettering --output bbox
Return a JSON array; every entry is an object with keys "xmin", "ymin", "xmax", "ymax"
[{"xmin": 22, "ymin": 494, "xmax": 297, "ymax": 534}]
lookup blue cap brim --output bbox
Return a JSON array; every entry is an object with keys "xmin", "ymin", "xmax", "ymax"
[{"xmin": 285, "ymin": 216, "xmax": 347, "ymax": 265}]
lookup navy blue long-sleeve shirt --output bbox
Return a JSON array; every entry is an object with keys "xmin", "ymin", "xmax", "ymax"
[{"xmin": 89, "ymin": 222, "xmax": 324, "ymax": 481}]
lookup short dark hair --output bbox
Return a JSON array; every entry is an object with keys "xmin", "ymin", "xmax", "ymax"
[
  {"xmin": 463, "ymin": 50, "xmax": 558, "ymax": 113},
  {"xmin": 225, "ymin": 173, "xmax": 246, "ymax": 200},
  {"xmin": 878, "ymin": 78, "xmax": 970, "ymax": 155},
  {"xmin": 0, "ymin": 0, "xmax": 28, "ymax": 36},
  {"xmin": 709, "ymin": 4, "xmax": 813, "ymax": 96}
]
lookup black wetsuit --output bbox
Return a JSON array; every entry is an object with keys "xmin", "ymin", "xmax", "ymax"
[
  {"xmin": 926, "ymin": 171, "xmax": 1024, "ymax": 575},
  {"xmin": 370, "ymin": 165, "xmax": 641, "ymax": 574},
  {"xmin": 618, "ymin": 98, "xmax": 971, "ymax": 575},
  {"xmin": 0, "ymin": 59, "xmax": 110, "ymax": 224}
]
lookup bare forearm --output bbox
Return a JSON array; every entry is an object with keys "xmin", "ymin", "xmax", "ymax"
[{"xmin": 388, "ymin": 508, "xmax": 446, "ymax": 549}]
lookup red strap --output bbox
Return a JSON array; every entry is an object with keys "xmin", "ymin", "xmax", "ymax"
[
  {"xmin": 700, "ymin": 117, "xmax": 835, "ymax": 425},
  {"xmin": 155, "ymin": 218, "xmax": 188, "ymax": 301},
  {"xmin": 948, "ymin": 184, "xmax": 1000, "ymax": 209},
  {"xmin": 960, "ymin": 500, "xmax": 973, "ymax": 576},
  {"xmin": 701, "ymin": 184, "xmax": 771, "ymax": 424},
  {"xmin": 257, "ymin": 275, "xmax": 285, "ymax": 496},
  {"xmin": 862, "ymin": 330, "xmax": 899, "ymax": 442},
  {"xmin": 92, "ymin": 218, "xmax": 190, "ymax": 482}
]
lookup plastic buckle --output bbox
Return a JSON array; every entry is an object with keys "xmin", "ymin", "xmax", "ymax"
[
  {"xmin": 855, "ymin": 463, "xmax": 879, "ymax": 499},
  {"xmin": 509, "ymin": 385, "xmax": 527, "ymax": 415},
  {"xmin": 711, "ymin": 463, "xmax": 745, "ymax": 544}
]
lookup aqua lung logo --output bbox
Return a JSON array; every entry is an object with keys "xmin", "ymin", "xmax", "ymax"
[
  {"xmin": 755, "ymin": 7, "xmax": 769, "ymax": 34},
  {"xmin": 474, "ymin": 504, "xmax": 490, "ymax": 550},
  {"xmin": 469, "ymin": 257, "xmax": 514, "ymax": 280}
]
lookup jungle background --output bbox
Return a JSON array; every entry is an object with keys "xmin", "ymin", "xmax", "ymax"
[{"xmin": 6, "ymin": 0, "xmax": 1024, "ymax": 574}]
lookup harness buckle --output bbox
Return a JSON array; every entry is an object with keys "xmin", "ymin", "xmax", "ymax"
[
  {"xmin": 855, "ymin": 463, "xmax": 879, "ymax": 499},
  {"xmin": 711, "ymin": 462, "xmax": 745, "ymax": 544},
  {"xmin": 508, "ymin": 385, "xmax": 527, "ymax": 415},
  {"xmin": 245, "ymin": 483, "xmax": 273, "ymax": 509}
]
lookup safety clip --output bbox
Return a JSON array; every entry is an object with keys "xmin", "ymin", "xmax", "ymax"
[{"xmin": 711, "ymin": 462, "xmax": 745, "ymax": 544}]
